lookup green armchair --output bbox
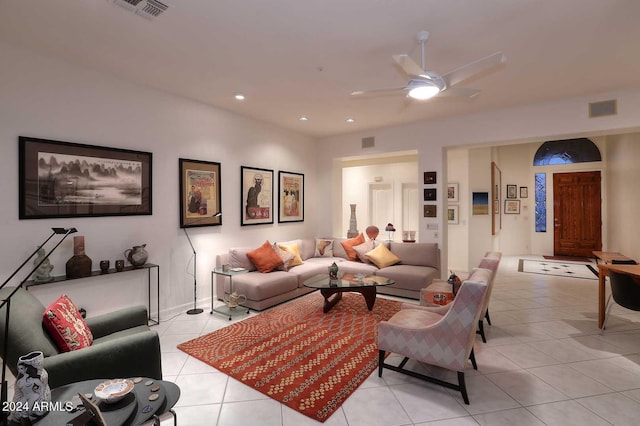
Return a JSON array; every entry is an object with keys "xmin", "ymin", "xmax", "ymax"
[{"xmin": 0, "ymin": 287, "xmax": 162, "ymax": 388}]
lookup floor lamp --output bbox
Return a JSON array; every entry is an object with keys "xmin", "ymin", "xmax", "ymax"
[
  {"xmin": 183, "ymin": 212, "xmax": 221, "ymax": 315},
  {"xmin": 0, "ymin": 227, "xmax": 77, "ymax": 426}
]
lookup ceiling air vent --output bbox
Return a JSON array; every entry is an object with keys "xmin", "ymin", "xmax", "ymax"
[
  {"xmin": 113, "ymin": 0, "xmax": 169, "ymax": 20},
  {"xmin": 589, "ymin": 99, "xmax": 617, "ymax": 118},
  {"xmin": 362, "ymin": 136, "xmax": 375, "ymax": 148}
]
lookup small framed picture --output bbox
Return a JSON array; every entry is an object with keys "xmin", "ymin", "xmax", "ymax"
[
  {"xmin": 506, "ymin": 184, "xmax": 517, "ymax": 199},
  {"xmin": 423, "ymin": 204, "xmax": 437, "ymax": 218},
  {"xmin": 447, "ymin": 183, "xmax": 459, "ymax": 203},
  {"xmin": 424, "ymin": 188, "xmax": 437, "ymax": 201},
  {"xmin": 520, "ymin": 186, "xmax": 528, "ymax": 198},
  {"xmin": 504, "ymin": 199, "xmax": 521, "ymax": 214},
  {"xmin": 447, "ymin": 205, "xmax": 459, "ymax": 224},
  {"xmin": 179, "ymin": 158, "xmax": 222, "ymax": 228},
  {"xmin": 423, "ymin": 171, "xmax": 437, "ymax": 184}
]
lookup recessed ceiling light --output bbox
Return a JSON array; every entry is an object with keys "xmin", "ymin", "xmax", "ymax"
[
  {"xmin": 299, "ymin": 116, "xmax": 309, "ymax": 121},
  {"xmin": 346, "ymin": 118, "xmax": 355, "ymax": 123},
  {"xmin": 234, "ymin": 93, "xmax": 245, "ymax": 101}
]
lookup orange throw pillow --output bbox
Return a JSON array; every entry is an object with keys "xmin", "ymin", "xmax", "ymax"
[
  {"xmin": 341, "ymin": 233, "xmax": 365, "ymax": 261},
  {"xmin": 43, "ymin": 294, "xmax": 93, "ymax": 352},
  {"xmin": 247, "ymin": 240, "xmax": 283, "ymax": 273}
]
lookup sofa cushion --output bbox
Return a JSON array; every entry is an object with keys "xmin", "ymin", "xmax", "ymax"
[
  {"xmin": 277, "ymin": 241, "xmax": 304, "ymax": 267},
  {"xmin": 366, "ymin": 243, "xmax": 401, "ymax": 269},
  {"xmin": 377, "ymin": 264, "xmax": 439, "ymax": 291},
  {"xmin": 229, "ymin": 247, "xmax": 258, "ymax": 271},
  {"xmin": 43, "ymin": 294, "xmax": 94, "ymax": 352},
  {"xmin": 389, "ymin": 242, "xmax": 439, "ymax": 268},
  {"xmin": 273, "ymin": 243, "xmax": 296, "ymax": 271},
  {"xmin": 298, "ymin": 238, "xmax": 316, "ymax": 260},
  {"xmin": 286, "ymin": 262, "xmax": 331, "ymax": 287},
  {"xmin": 247, "ymin": 240, "xmax": 283, "ymax": 273},
  {"xmin": 230, "ymin": 271, "xmax": 299, "ymax": 300},
  {"xmin": 314, "ymin": 238, "xmax": 334, "ymax": 257},
  {"xmin": 341, "ymin": 233, "xmax": 365, "ymax": 261}
]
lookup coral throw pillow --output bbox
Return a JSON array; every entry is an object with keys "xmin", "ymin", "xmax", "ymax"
[
  {"xmin": 278, "ymin": 242, "xmax": 304, "ymax": 268},
  {"xmin": 247, "ymin": 240, "xmax": 283, "ymax": 273},
  {"xmin": 43, "ymin": 294, "xmax": 93, "ymax": 352},
  {"xmin": 366, "ymin": 243, "xmax": 401, "ymax": 269},
  {"xmin": 341, "ymin": 233, "xmax": 365, "ymax": 261}
]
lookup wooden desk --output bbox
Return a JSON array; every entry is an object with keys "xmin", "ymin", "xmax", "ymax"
[
  {"xmin": 596, "ymin": 263, "xmax": 640, "ymax": 328},
  {"xmin": 593, "ymin": 251, "xmax": 634, "ymax": 264}
]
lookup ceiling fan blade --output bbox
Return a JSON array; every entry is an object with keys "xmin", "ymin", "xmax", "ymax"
[
  {"xmin": 350, "ymin": 87, "xmax": 408, "ymax": 97},
  {"xmin": 437, "ymin": 87, "xmax": 481, "ymax": 99},
  {"xmin": 392, "ymin": 54, "xmax": 427, "ymax": 78},
  {"xmin": 442, "ymin": 51, "xmax": 506, "ymax": 87}
]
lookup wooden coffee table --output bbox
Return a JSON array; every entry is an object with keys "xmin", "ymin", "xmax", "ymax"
[{"xmin": 303, "ymin": 273, "xmax": 394, "ymax": 313}]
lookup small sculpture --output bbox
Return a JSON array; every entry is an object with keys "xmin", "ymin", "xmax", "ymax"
[
  {"xmin": 10, "ymin": 351, "xmax": 51, "ymax": 423},
  {"xmin": 328, "ymin": 262, "xmax": 339, "ymax": 279},
  {"xmin": 32, "ymin": 248, "xmax": 54, "ymax": 283}
]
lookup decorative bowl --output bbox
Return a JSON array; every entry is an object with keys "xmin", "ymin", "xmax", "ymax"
[
  {"xmin": 94, "ymin": 378, "xmax": 134, "ymax": 404},
  {"xmin": 432, "ymin": 293, "xmax": 447, "ymax": 305}
]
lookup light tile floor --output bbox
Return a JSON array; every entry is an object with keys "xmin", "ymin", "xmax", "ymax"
[
  {"xmin": 154, "ymin": 256, "xmax": 640, "ymax": 425},
  {"xmin": 109, "ymin": 256, "xmax": 640, "ymax": 424}
]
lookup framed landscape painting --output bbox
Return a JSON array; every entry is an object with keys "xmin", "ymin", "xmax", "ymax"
[
  {"xmin": 241, "ymin": 166, "xmax": 273, "ymax": 226},
  {"xmin": 278, "ymin": 171, "xmax": 304, "ymax": 223},
  {"xmin": 179, "ymin": 158, "xmax": 222, "ymax": 228},
  {"xmin": 19, "ymin": 136, "xmax": 152, "ymax": 219}
]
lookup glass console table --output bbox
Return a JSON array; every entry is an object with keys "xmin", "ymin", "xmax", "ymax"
[{"xmin": 210, "ymin": 267, "xmax": 250, "ymax": 320}]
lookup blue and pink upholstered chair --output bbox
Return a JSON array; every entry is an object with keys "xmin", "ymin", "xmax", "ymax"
[{"xmin": 377, "ymin": 267, "xmax": 491, "ymax": 404}]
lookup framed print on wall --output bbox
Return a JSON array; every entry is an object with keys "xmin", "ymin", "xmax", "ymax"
[
  {"xmin": 447, "ymin": 183, "xmax": 459, "ymax": 203},
  {"xmin": 505, "ymin": 199, "xmax": 521, "ymax": 214},
  {"xmin": 448, "ymin": 205, "xmax": 459, "ymax": 224},
  {"xmin": 278, "ymin": 170, "xmax": 304, "ymax": 223},
  {"xmin": 241, "ymin": 166, "xmax": 273, "ymax": 226},
  {"xmin": 506, "ymin": 184, "xmax": 517, "ymax": 199},
  {"xmin": 423, "ymin": 171, "xmax": 437, "ymax": 184},
  {"xmin": 520, "ymin": 186, "xmax": 528, "ymax": 198},
  {"xmin": 424, "ymin": 188, "xmax": 437, "ymax": 201},
  {"xmin": 179, "ymin": 158, "xmax": 221, "ymax": 228},
  {"xmin": 424, "ymin": 204, "xmax": 437, "ymax": 218},
  {"xmin": 19, "ymin": 136, "xmax": 152, "ymax": 219},
  {"xmin": 472, "ymin": 192, "xmax": 489, "ymax": 215}
]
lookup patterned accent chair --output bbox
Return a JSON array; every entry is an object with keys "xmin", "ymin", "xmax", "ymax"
[
  {"xmin": 378, "ymin": 268, "xmax": 491, "ymax": 404},
  {"xmin": 418, "ymin": 252, "xmax": 501, "ymax": 343}
]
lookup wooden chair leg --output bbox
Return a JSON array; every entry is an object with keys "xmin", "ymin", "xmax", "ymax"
[
  {"xmin": 469, "ymin": 348, "xmax": 478, "ymax": 370},
  {"xmin": 458, "ymin": 371, "xmax": 470, "ymax": 404},
  {"xmin": 378, "ymin": 350, "xmax": 385, "ymax": 377},
  {"xmin": 477, "ymin": 320, "xmax": 487, "ymax": 343},
  {"xmin": 485, "ymin": 309, "xmax": 492, "ymax": 325}
]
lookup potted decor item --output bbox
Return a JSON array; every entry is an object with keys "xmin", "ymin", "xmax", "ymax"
[
  {"xmin": 125, "ymin": 244, "xmax": 149, "ymax": 267},
  {"xmin": 328, "ymin": 262, "xmax": 339, "ymax": 279},
  {"xmin": 448, "ymin": 271, "xmax": 462, "ymax": 296},
  {"xmin": 10, "ymin": 351, "xmax": 51, "ymax": 423},
  {"xmin": 66, "ymin": 236, "xmax": 92, "ymax": 278}
]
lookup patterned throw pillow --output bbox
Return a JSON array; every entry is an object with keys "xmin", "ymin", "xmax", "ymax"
[
  {"xmin": 273, "ymin": 243, "xmax": 296, "ymax": 271},
  {"xmin": 353, "ymin": 240, "xmax": 376, "ymax": 263},
  {"xmin": 340, "ymin": 233, "xmax": 365, "ymax": 261},
  {"xmin": 277, "ymin": 242, "xmax": 304, "ymax": 267},
  {"xmin": 247, "ymin": 240, "xmax": 283, "ymax": 273},
  {"xmin": 365, "ymin": 243, "xmax": 401, "ymax": 269},
  {"xmin": 314, "ymin": 239, "xmax": 334, "ymax": 257},
  {"xmin": 43, "ymin": 294, "xmax": 93, "ymax": 352}
]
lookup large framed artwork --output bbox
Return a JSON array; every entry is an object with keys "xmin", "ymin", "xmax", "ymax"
[
  {"xmin": 179, "ymin": 158, "xmax": 222, "ymax": 228},
  {"xmin": 278, "ymin": 171, "xmax": 304, "ymax": 223},
  {"xmin": 19, "ymin": 136, "xmax": 152, "ymax": 219},
  {"xmin": 241, "ymin": 166, "xmax": 273, "ymax": 226}
]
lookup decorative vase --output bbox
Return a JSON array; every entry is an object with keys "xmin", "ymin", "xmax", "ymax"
[
  {"xmin": 10, "ymin": 351, "xmax": 51, "ymax": 423},
  {"xmin": 99, "ymin": 260, "xmax": 110, "ymax": 273},
  {"xmin": 124, "ymin": 244, "xmax": 148, "ymax": 268},
  {"xmin": 347, "ymin": 204, "xmax": 359, "ymax": 238},
  {"xmin": 66, "ymin": 236, "xmax": 92, "ymax": 278},
  {"xmin": 115, "ymin": 259, "xmax": 125, "ymax": 272}
]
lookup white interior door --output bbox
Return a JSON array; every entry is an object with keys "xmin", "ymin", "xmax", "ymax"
[{"xmin": 369, "ymin": 183, "xmax": 393, "ymax": 238}]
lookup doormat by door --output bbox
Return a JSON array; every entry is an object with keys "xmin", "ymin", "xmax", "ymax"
[{"xmin": 519, "ymin": 259, "xmax": 598, "ymax": 280}]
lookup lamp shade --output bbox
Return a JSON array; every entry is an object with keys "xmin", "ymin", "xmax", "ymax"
[{"xmin": 365, "ymin": 225, "xmax": 379, "ymax": 240}]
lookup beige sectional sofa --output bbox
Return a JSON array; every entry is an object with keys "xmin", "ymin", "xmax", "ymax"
[{"xmin": 215, "ymin": 237, "xmax": 440, "ymax": 311}]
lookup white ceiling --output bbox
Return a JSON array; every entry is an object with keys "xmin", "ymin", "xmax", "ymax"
[{"xmin": 2, "ymin": 0, "xmax": 640, "ymax": 138}]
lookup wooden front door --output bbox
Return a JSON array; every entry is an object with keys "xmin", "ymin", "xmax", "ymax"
[{"xmin": 553, "ymin": 171, "xmax": 602, "ymax": 257}]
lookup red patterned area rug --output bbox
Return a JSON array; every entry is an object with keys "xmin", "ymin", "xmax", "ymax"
[{"xmin": 177, "ymin": 291, "xmax": 402, "ymax": 422}]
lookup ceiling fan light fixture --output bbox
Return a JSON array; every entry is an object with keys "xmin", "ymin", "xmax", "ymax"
[{"xmin": 408, "ymin": 84, "xmax": 440, "ymax": 100}]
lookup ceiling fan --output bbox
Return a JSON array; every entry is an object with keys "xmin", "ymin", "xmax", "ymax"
[{"xmin": 351, "ymin": 31, "xmax": 506, "ymax": 100}]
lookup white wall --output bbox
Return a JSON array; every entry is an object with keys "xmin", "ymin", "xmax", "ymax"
[
  {"xmin": 0, "ymin": 41, "xmax": 318, "ymax": 317},
  {"xmin": 446, "ymin": 149, "xmax": 469, "ymax": 273}
]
